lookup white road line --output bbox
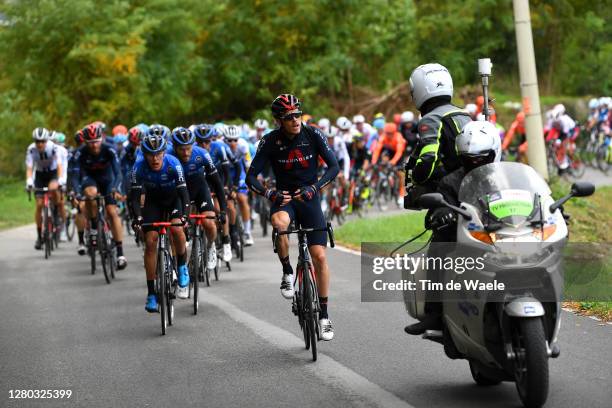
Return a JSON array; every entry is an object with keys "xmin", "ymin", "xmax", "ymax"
[
  {"xmin": 332, "ymin": 244, "xmax": 362, "ymax": 256},
  {"xmin": 203, "ymin": 292, "xmax": 415, "ymax": 408}
]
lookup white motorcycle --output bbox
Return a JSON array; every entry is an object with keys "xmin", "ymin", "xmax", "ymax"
[{"xmin": 403, "ymin": 161, "xmax": 595, "ymax": 408}]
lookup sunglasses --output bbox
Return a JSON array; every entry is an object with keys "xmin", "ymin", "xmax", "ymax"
[
  {"xmin": 227, "ymin": 139, "xmax": 238, "ymax": 143},
  {"xmin": 281, "ymin": 112, "xmax": 302, "ymax": 121},
  {"xmin": 35, "ymin": 140, "xmax": 46, "ymax": 144},
  {"xmin": 86, "ymin": 139, "xmax": 102, "ymax": 144}
]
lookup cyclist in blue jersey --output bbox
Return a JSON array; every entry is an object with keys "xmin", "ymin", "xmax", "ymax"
[
  {"xmin": 130, "ymin": 127, "xmax": 191, "ymax": 310},
  {"xmin": 193, "ymin": 124, "xmax": 233, "ymax": 262},
  {"xmin": 246, "ymin": 94, "xmax": 339, "ymax": 341},
  {"xmin": 69, "ymin": 129, "xmax": 89, "ymax": 255},
  {"xmin": 72, "ymin": 123, "xmax": 127, "ymax": 270},
  {"xmin": 168, "ymin": 127, "xmax": 228, "ymax": 270}
]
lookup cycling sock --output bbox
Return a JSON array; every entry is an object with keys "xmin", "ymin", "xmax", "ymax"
[
  {"xmin": 319, "ymin": 296, "xmax": 329, "ymax": 319},
  {"xmin": 177, "ymin": 252, "xmax": 187, "ymax": 267},
  {"xmin": 115, "ymin": 241, "xmax": 123, "ymax": 257},
  {"xmin": 222, "ymin": 235, "xmax": 230, "ymax": 244},
  {"xmin": 280, "ymin": 256, "xmax": 293, "ymax": 275},
  {"xmin": 244, "ymin": 219, "xmax": 251, "ymax": 235},
  {"xmin": 37, "ymin": 227, "xmax": 42, "ymax": 240},
  {"xmin": 78, "ymin": 231, "xmax": 84, "ymax": 245},
  {"xmin": 147, "ymin": 280, "xmax": 155, "ymax": 296}
]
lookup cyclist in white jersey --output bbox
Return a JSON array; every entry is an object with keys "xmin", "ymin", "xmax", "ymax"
[
  {"xmin": 50, "ymin": 131, "xmax": 69, "ymax": 241},
  {"xmin": 26, "ymin": 128, "xmax": 65, "ymax": 249}
]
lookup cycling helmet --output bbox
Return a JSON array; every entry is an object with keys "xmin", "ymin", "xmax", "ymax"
[
  {"xmin": 465, "ymin": 103, "xmax": 477, "ymax": 115},
  {"xmin": 149, "ymin": 123, "xmax": 170, "ymax": 141},
  {"xmin": 374, "ymin": 112, "xmax": 385, "ymax": 120},
  {"xmin": 224, "ymin": 125, "xmax": 241, "ymax": 140},
  {"xmin": 192, "ymin": 124, "xmax": 211, "ymax": 140},
  {"xmin": 336, "ymin": 116, "xmax": 352, "ymax": 131},
  {"xmin": 393, "ymin": 113, "xmax": 401, "ymax": 125},
  {"xmin": 318, "ymin": 118, "xmax": 331, "ymax": 133},
  {"xmin": 373, "ymin": 118, "xmax": 385, "ymax": 130},
  {"xmin": 552, "ymin": 104, "xmax": 565, "ymax": 119},
  {"xmin": 384, "ymin": 123, "xmax": 397, "ymax": 134},
  {"xmin": 74, "ymin": 129, "xmax": 84, "ymax": 145},
  {"xmin": 91, "ymin": 121, "xmax": 107, "ymax": 136},
  {"xmin": 588, "ymin": 98, "xmax": 599, "ymax": 110},
  {"xmin": 455, "ymin": 121, "xmax": 501, "ymax": 171},
  {"xmin": 128, "ymin": 126, "xmax": 144, "ymax": 145},
  {"xmin": 171, "ymin": 126, "xmax": 194, "ymax": 145},
  {"xmin": 114, "ymin": 134, "xmax": 127, "ymax": 144},
  {"xmin": 353, "ymin": 114, "xmax": 365, "ymax": 124},
  {"xmin": 352, "ymin": 131, "xmax": 364, "ymax": 142},
  {"xmin": 400, "ymin": 111, "xmax": 415, "ymax": 123},
  {"xmin": 83, "ymin": 123, "xmax": 103, "ymax": 141},
  {"xmin": 32, "ymin": 127, "xmax": 50, "ymax": 141},
  {"xmin": 112, "ymin": 125, "xmax": 128, "ymax": 136},
  {"xmin": 271, "ymin": 93, "xmax": 301, "ymax": 118},
  {"xmin": 50, "ymin": 131, "xmax": 66, "ymax": 144},
  {"xmin": 142, "ymin": 127, "xmax": 168, "ymax": 154},
  {"xmin": 254, "ymin": 119, "xmax": 269, "ymax": 130},
  {"xmin": 409, "ymin": 63, "xmax": 453, "ymax": 109}
]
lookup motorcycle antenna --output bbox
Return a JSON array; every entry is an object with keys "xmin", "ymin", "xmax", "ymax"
[{"xmin": 478, "ymin": 58, "xmax": 493, "ymax": 121}]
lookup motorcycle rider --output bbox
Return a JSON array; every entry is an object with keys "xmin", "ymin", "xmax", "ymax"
[{"xmin": 403, "ymin": 63, "xmax": 472, "ymax": 334}]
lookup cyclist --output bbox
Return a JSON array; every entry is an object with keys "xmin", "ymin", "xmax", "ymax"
[
  {"xmin": 399, "ymin": 111, "xmax": 419, "ymax": 158},
  {"xmin": 73, "ymin": 123, "xmax": 127, "ymax": 270},
  {"xmin": 352, "ymin": 114, "xmax": 376, "ymax": 146},
  {"xmin": 131, "ymin": 129, "xmax": 191, "ymax": 309},
  {"xmin": 317, "ymin": 118, "xmax": 337, "ymax": 138},
  {"xmin": 502, "ymin": 111, "xmax": 527, "ymax": 161},
  {"xmin": 371, "ymin": 123, "xmax": 406, "ymax": 166},
  {"xmin": 403, "ymin": 63, "xmax": 471, "ymax": 335},
  {"xmin": 251, "ymin": 119, "xmax": 271, "ymax": 148},
  {"xmin": 193, "ymin": 124, "xmax": 233, "ymax": 262},
  {"xmin": 224, "ymin": 125, "xmax": 255, "ymax": 246},
  {"xmin": 246, "ymin": 93, "xmax": 339, "ymax": 341},
  {"xmin": 347, "ymin": 132, "xmax": 371, "ymax": 213},
  {"xmin": 336, "ymin": 116, "xmax": 354, "ymax": 146},
  {"xmin": 167, "ymin": 127, "xmax": 227, "ymax": 270},
  {"xmin": 26, "ymin": 128, "xmax": 64, "ymax": 250},
  {"xmin": 324, "ymin": 124, "xmax": 351, "ymax": 210},
  {"xmin": 369, "ymin": 116, "xmax": 385, "ymax": 151},
  {"xmin": 50, "ymin": 131, "xmax": 69, "ymax": 241},
  {"xmin": 69, "ymin": 129, "xmax": 89, "ymax": 255}
]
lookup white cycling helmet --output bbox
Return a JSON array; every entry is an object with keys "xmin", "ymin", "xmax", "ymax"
[
  {"xmin": 465, "ymin": 103, "xmax": 477, "ymax": 115},
  {"xmin": 318, "ymin": 118, "xmax": 331, "ymax": 133},
  {"xmin": 552, "ymin": 103, "xmax": 565, "ymax": 119},
  {"xmin": 588, "ymin": 98, "xmax": 600, "ymax": 110},
  {"xmin": 409, "ymin": 63, "xmax": 453, "ymax": 110},
  {"xmin": 224, "ymin": 125, "xmax": 241, "ymax": 140},
  {"xmin": 336, "ymin": 116, "xmax": 352, "ymax": 131},
  {"xmin": 254, "ymin": 119, "xmax": 269, "ymax": 130},
  {"xmin": 352, "ymin": 114, "xmax": 365, "ymax": 124},
  {"xmin": 456, "ymin": 121, "xmax": 501, "ymax": 167},
  {"xmin": 400, "ymin": 111, "xmax": 415, "ymax": 123},
  {"xmin": 32, "ymin": 127, "xmax": 50, "ymax": 141}
]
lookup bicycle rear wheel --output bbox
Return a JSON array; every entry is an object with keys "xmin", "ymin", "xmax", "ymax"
[
  {"xmin": 158, "ymin": 250, "xmax": 167, "ymax": 335},
  {"xmin": 166, "ymin": 251, "xmax": 175, "ymax": 326},
  {"xmin": 89, "ymin": 239, "xmax": 96, "ymax": 274},
  {"xmin": 43, "ymin": 207, "xmax": 51, "ymax": 259},
  {"xmin": 190, "ymin": 232, "xmax": 200, "ymax": 315},
  {"xmin": 302, "ymin": 263, "xmax": 317, "ymax": 361}
]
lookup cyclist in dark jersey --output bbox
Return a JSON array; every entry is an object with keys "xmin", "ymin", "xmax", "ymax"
[
  {"xmin": 167, "ymin": 127, "xmax": 228, "ymax": 271},
  {"xmin": 347, "ymin": 132, "xmax": 371, "ymax": 212},
  {"xmin": 246, "ymin": 94, "xmax": 339, "ymax": 341},
  {"xmin": 130, "ymin": 127, "xmax": 191, "ymax": 311},
  {"xmin": 73, "ymin": 123, "xmax": 127, "ymax": 270}
]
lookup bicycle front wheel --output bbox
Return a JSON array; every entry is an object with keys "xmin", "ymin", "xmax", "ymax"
[
  {"xmin": 158, "ymin": 249, "xmax": 167, "ymax": 335},
  {"xmin": 302, "ymin": 262, "xmax": 317, "ymax": 361}
]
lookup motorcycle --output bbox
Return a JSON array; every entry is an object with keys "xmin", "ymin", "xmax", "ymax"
[{"xmin": 402, "ymin": 161, "xmax": 595, "ymax": 408}]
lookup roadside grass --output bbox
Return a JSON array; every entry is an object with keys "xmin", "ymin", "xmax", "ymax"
[
  {"xmin": 0, "ymin": 178, "xmax": 35, "ymax": 230},
  {"xmin": 336, "ymin": 185, "xmax": 612, "ymax": 321}
]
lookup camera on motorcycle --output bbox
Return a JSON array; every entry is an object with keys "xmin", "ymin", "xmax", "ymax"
[
  {"xmin": 418, "ymin": 193, "xmax": 472, "ymax": 221},
  {"xmin": 570, "ymin": 182, "xmax": 595, "ymax": 197}
]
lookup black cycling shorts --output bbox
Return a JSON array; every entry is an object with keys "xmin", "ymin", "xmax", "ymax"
[
  {"xmin": 34, "ymin": 170, "xmax": 58, "ymax": 196},
  {"xmin": 82, "ymin": 175, "xmax": 117, "ymax": 205},
  {"xmin": 141, "ymin": 195, "xmax": 183, "ymax": 233},
  {"xmin": 188, "ymin": 178, "xmax": 215, "ymax": 213},
  {"xmin": 270, "ymin": 192, "xmax": 327, "ymax": 246}
]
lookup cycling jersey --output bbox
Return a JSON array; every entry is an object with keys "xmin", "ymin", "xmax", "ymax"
[
  {"xmin": 326, "ymin": 135, "xmax": 350, "ymax": 179},
  {"xmin": 350, "ymin": 144, "xmax": 370, "ymax": 171},
  {"xmin": 25, "ymin": 141, "xmax": 59, "ymax": 173},
  {"xmin": 371, "ymin": 132, "xmax": 406, "ymax": 165},
  {"xmin": 54, "ymin": 144, "xmax": 68, "ymax": 185},
  {"xmin": 72, "ymin": 143, "xmax": 122, "ymax": 194},
  {"xmin": 246, "ymin": 124, "xmax": 339, "ymax": 194}
]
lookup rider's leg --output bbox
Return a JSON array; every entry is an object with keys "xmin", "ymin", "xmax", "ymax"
[
  {"xmin": 271, "ymin": 208, "xmax": 294, "ymax": 298},
  {"xmin": 83, "ymin": 185, "xmax": 99, "ymax": 229},
  {"xmin": 309, "ymin": 244, "xmax": 330, "ymax": 317},
  {"xmin": 106, "ymin": 202, "xmax": 126, "ymax": 263},
  {"xmin": 144, "ymin": 230, "xmax": 159, "ymax": 282},
  {"xmin": 34, "ymin": 196, "xmax": 43, "ymax": 244}
]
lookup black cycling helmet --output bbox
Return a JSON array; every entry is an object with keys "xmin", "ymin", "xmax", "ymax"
[
  {"xmin": 271, "ymin": 94, "xmax": 301, "ymax": 119},
  {"xmin": 172, "ymin": 126, "xmax": 194, "ymax": 145},
  {"xmin": 142, "ymin": 126, "xmax": 168, "ymax": 154}
]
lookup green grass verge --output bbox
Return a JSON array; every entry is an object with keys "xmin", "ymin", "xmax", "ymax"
[
  {"xmin": 336, "ymin": 185, "xmax": 612, "ymax": 321},
  {"xmin": 0, "ymin": 178, "xmax": 36, "ymax": 230}
]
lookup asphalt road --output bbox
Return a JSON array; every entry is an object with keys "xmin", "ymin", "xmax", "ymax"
[{"xmin": 0, "ymin": 223, "xmax": 610, "ymax": 408}]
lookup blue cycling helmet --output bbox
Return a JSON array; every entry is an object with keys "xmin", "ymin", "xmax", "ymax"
[
  {"xmin": 172, "ymin": 126, "xmax": 194, "ymax": 145},
  {"xmin": 373, "ymin": 117, "xmax": 385, "ymax": 130},
  {"xmin": 192, "ymin": 123, "xmax": 211, "ymax": 140},
  {"xmin": 142, "ymin": 125, "xmax": 168, "ymax": 153},
  {"xmin": 114, "ymin": 134, "xmax": 128, "ymax": 144}
]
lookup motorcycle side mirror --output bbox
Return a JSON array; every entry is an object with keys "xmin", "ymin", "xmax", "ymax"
[
  {"xmin": 571, "ymin": 182, "xmax": 595, "ymax": 197},
  {"xmin": 417, "ymin": 193, "xmax": 445, "ymax": 209}
]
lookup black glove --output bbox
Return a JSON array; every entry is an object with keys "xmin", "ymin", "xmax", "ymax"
[
  {"xmin": 425, "ymin": 208, "xmax": 456, "ymax": 230},
  {"xmin": 131, "ymin": 216, "xmax": 143, "ymax": 233},
  {"xmin": 218, "ymin": 211, "xmax": 227, "ymax": 225},
  {"xmin": 265, "ymin": 189, "xmax": 284, "ymax": 205},
  {"xmin": 295, "ymin": 185, "xmax": 317, "ymax": 201}
]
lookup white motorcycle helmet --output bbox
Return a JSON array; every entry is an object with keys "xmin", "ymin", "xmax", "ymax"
[
  {"xmin": 465, "ymin": 103, "xmax": 477, "ymax": 115},
  {"xmin": 336, "ymin": 116, "xmax": 352, "ymax": 131},
  {"xmin": 400, "ymin": 111, "xmax": 415, "ymax": 123},
  {"xmin": 456, "ymin": 121, "xmax": 501, "ymax": 171},
  {"xmin": 409, "ymin": 63, "xmax": 454, "ymax": 110},
  {"xmin": 588, "ymin": 98, "xmax": 599, "ymax": 110},
  {"xmin": 352, "ymin": 114, "xmax": 365, "ymax": 124},
  {"xmin": 254, "ymin": 119, "xmax": 269, "ymax": 130}
]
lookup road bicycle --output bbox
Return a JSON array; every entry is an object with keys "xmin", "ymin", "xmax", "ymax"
[
  {"xmin": 82, "ymin": 195, "xmax": 116, "ymax": 284},
  {"xmin": 28, "ymin": 187, "xmax": 58, "ymax": 259},
  {"xmin": 274, "ymin": 222, "xmax": 335, "ymax": 361},
  {"xmin": 187, "ymin": 213, "xmax": 217, "ymax": 314}
]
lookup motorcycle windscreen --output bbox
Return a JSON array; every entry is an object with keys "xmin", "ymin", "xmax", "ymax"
[{"xmin": 458, "ymin": 162, "xmax": 551, "ymax": 226}]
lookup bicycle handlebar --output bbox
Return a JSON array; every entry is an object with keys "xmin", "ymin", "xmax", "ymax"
[{"xmin": 141, "ymin": 222, "xmax": 185, "ymax": 228}]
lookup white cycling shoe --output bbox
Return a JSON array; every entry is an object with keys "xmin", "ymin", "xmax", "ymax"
[
  {"xmin": 176, "ymin": 286, "xmax": 189, "ymax": 299},
  {"xmin": 222, "ymin": 243, "xmax": 232, "ymax": 262},
  {"xmin": 207, "ymin": 245, "xmax": 217, "ymax": 270},
  {"xmin": 244, "ymin": 233, "xmax": 254, "ymax": 246},
  {"xmin": 280, "ymin": 274, "xmax": 294, "ymax": 299},
  {"xmin": 77, "ymin": 245, "xmax": 86, "ymax": 256},
  {"xmin": 319, "ymin": 318, "xmax": 334, "ymax": 341}
]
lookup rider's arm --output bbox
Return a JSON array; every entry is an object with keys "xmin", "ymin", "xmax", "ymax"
[
  {"xmin": 129, "ymin": 166, "xmax": 143, "ymax": 219},
  {"xmin": 206, "ymin": 172, "xmax": 227, "ymax": 211},
  {"xmin": 246, "ymin": 134, "xmax": 271, "ymax": 196},
  {"xmin": 412, "ymin": 116, "xmax": 442, "ymax": 185},
  {"xmin": 25, "ymin": 149, "xmax": 33, "ymax": 184},
  {"xmin": 502, "ymin": 121, "xmax": 518, "ymax": 150},
  {"xmin": 172, "ymin": 163, "xmax": 190, "ymax": 218},
  {"xmin": 313, "ymin": 127, "xmax": 339, "ymax": 191},
  {"xmin": 371, "ymin": 139, "xmax": 383, "ymax": 164},
  {"xmin": 390, "ymin": 135, "xmax": 406, "ymax": 166}
]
